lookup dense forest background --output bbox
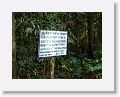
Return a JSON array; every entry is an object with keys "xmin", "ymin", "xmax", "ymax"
[{"xmin": 12, "ymin": 12, "xmax": 102, "ymax": 79}]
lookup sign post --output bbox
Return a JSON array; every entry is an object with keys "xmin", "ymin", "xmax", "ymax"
[
  {"xmin": 39, "ymin": 30, "xmax": 67, "ymax": 78},
  {"xmin": 50, "ymin": 57, "xmax": 55, "ymax": 79}
]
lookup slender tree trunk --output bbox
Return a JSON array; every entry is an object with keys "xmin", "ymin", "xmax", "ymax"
[
  {"xmin": 98, "ymin": 13, "xmax": 102, "ymax": 43},
  {"xmin": 12, "ymin": 13, "xmax": 16, "ymax": 79},
  {"xmin": 87, "ymin": 13, "xmax": 94, "ymax": 58}
]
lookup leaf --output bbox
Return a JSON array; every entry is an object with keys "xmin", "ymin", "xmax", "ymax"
[
  {"xmin": 31, "ymin": 21, "xmax": 35, "ymax": 28},
  {"xmin": 89, "ymin": 63, "xmax": 102, "ymax": 71},
  {"xmin": 95, "ymin": 63, "xmax": 102, "ymax": 70},
  {"xmin": 61, "ymin": 65, "xmax": 68, "ymax": 70},
  {"xmin": 18, "ymin": 60, "xmax": 25, "ymax": 67},
  {"xmin": 25, "ymin": 27, "xmax": 33, "ymax": 33},
  {"xmin": 96, "ymin": 59, "xmax": 99, "ymax": 63}
]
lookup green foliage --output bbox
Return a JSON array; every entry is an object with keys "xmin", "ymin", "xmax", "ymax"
[{"xmin": 13, "ymin": 12, "xmax": 102, "ymax": 79}]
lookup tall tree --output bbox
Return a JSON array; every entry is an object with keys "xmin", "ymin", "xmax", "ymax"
[
  {"xmin": 87, "ymin": 13, "xmax": 94, "ymax": 58},
  {"xmin": 12, "ymin": 13, "xmax": 16, "ymax": 79}
]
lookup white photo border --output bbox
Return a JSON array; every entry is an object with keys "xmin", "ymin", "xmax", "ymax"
[{"xmin": 0, "ymin": 0, "xmax": 114, "ymax": 91}]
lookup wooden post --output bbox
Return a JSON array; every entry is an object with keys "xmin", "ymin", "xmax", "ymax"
[{"xmin": 50, "ymin": 57, "xmax": 55, "ymax": 79}]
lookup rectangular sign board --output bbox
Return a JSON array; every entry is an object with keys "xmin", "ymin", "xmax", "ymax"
[{"xmin": 38, "ymin": 30, "xmax": 67, "ymax": 57}]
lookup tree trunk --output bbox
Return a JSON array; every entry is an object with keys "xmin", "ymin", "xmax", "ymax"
[
  {"xmin": 98, "ymin": 13, "xmax": 102, "ymax": 43},
  {"xmin": 87, "ymin": 13, "xmax": 94, "ymax": 58},
  {"xmin": 12, "ymin": 13, "xmax": 16, "ymax": 79}
]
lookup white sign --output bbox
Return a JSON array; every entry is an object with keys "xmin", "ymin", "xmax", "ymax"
[{"xmin": 38, "ymin": 30, "xmax": 67, "ymax": 57}]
